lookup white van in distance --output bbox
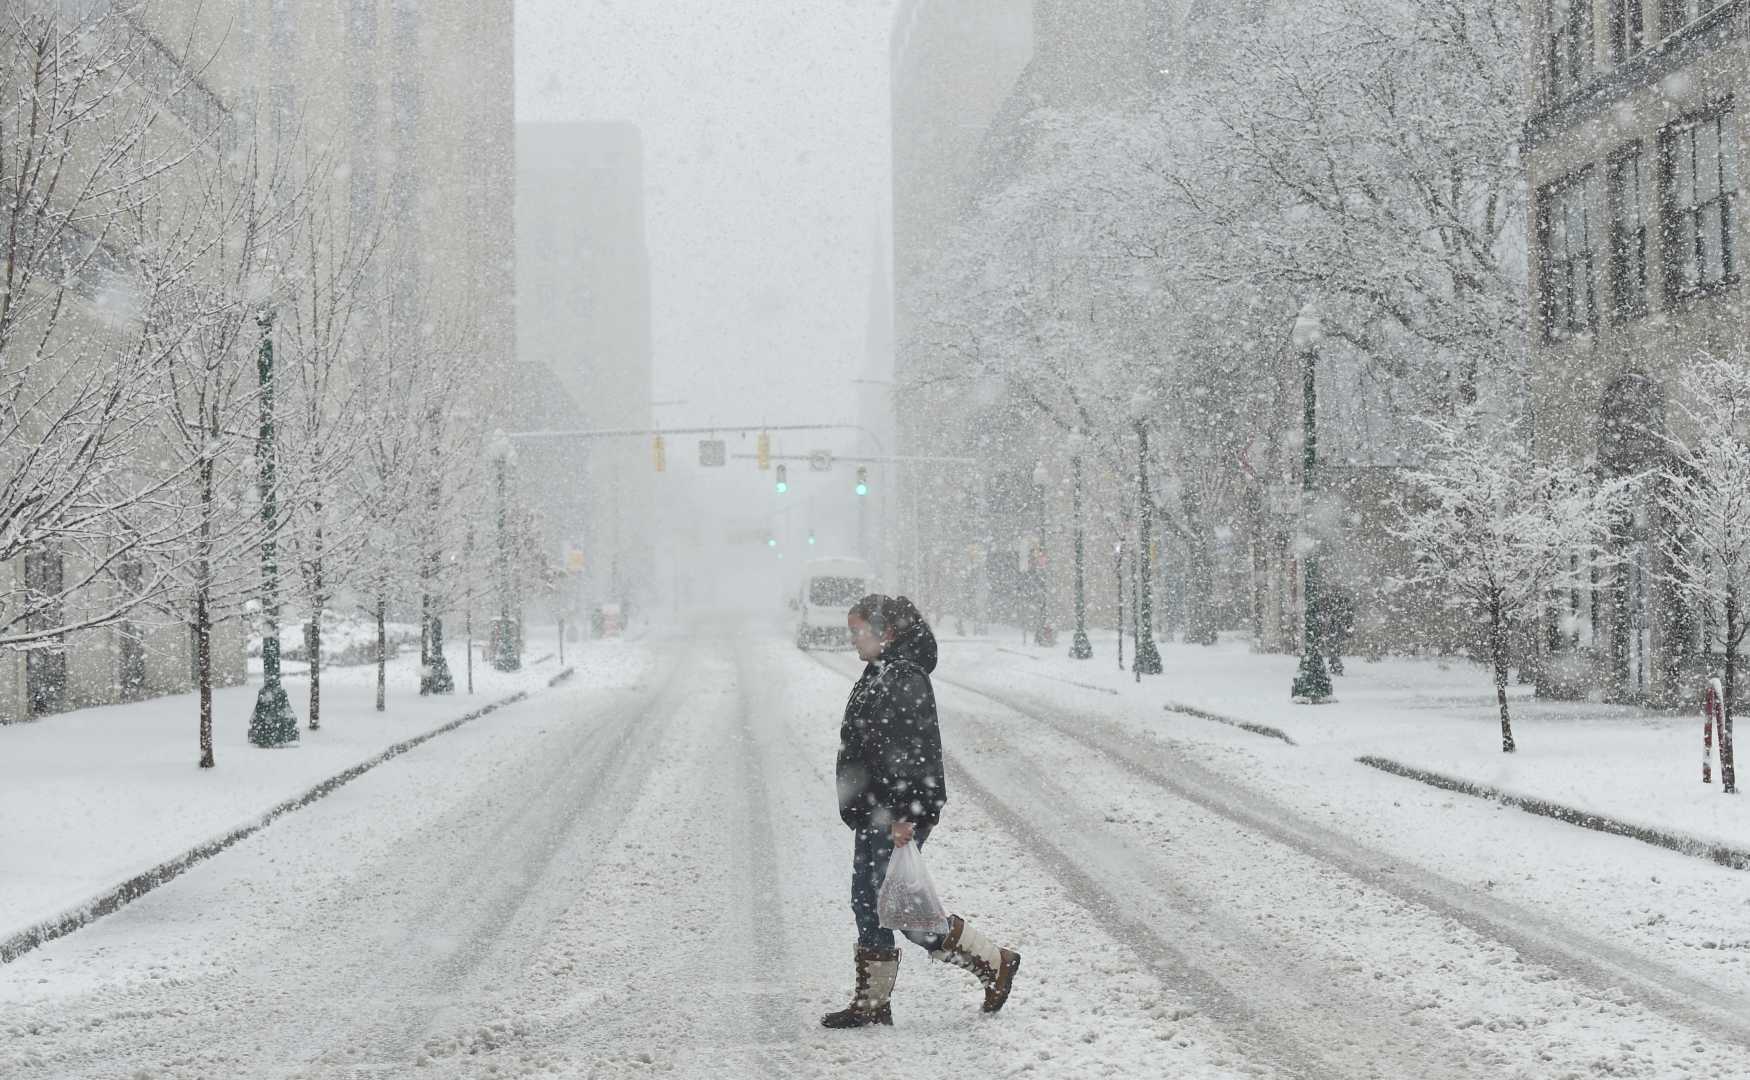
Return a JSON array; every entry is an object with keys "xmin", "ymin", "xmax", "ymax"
[{"xmin": 795, "ymin": 557, "xmax": 872, "ymax": 650}]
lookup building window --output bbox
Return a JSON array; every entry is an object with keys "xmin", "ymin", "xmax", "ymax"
[
  {"xmin": 350, "ymin": 81, "xmax": 378, "ymax": 221},
  {"xmin": 1546, "ymin": 0, "xmax": 1592, "ymax": 102},
  {"xmin": 390, "ymin": 76, "xmax": 421, "ymax": 132},
  {"xmin": 1608, "ymin": 0, "xmax": 1644, "ymax": 62},
  {"xmin": 391, "ymin": 0, "xmax": 418, "ymax": 48},
  {"xmin": 117, "ymin": 554, "xmax": 146, "ymax": 703},
  {"xmin": 269, "ymin": 83, "xmax": 295, "ymax": 146},
  {"xmin": 1661, "ymin": 0, "xmax": 1727, "ymax": 35},
  {"xmin": 23, "ymin": 546, "xmax": 66, "ymax": 718},
  {"xmin": 349, "ymin": 0, "xmax": 378, "ymax": 48},
  {"xmin": 1608, "ymin": 144, "xmax": 1649, "ymax": 320},
  {"xmin": 1539, "ymin": 169, "xmax": 1599, "ymax": 340},
  {"xmin": 1660, "ymin": 105, "xmax": 1738, "ymax": 299},
  {"xmin": 269, "ymin": 0, "xmax": 295, "ymax": 56}
]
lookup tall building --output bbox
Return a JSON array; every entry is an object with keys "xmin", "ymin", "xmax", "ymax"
[
  {"xmin": 891, "ymin": 1, "xmax": 1032, "ymax": 366},
  {"xmin": 0, "ymin": 1, "xmax": 514, "ymax": 722},
  {"xmin": 889, "ymin": 1, "xmax": 1032, "ymax": 612},
  {"xmin": 515, "ymin": 123, "xmax": 654, "ymax": 615},
  {"xmin": 1523, "ymin": 0, "xmax": 1748, "ymax": 703}
]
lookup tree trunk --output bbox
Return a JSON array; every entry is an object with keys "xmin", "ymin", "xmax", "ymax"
[
  {"xmin": 197, "ymin": 456, "xmax": 215, "ymax": 769},
  {"xmin": 1492, "ymin": 599, "xmax": 1516, "ymax": 753},
  {"xmin": 1724, "ymin": 586, "xmax": 1738, "ymax": 794},
  {"xmin": 375, "ymin": 594, "xmax": 387, "ymax": 712},
  {"xmin": 418, "ymin": 583, "xmax": 431, "ymax": 695},
  {"xmin": 1247, "ymin": 485, "xmax": 1267, "ymax": 646},
  {"xmin": 1181, "ymin": 486, "xmax": 1219, "ymax": 646},
  {"xmin": 308, "ymin": 533, "xmax": 323, "ymax": 731}
]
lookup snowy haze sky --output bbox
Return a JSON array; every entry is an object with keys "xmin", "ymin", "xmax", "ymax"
[{"xmin": 514, "ymin": 0, "xmax": 894, "ymax": 446}]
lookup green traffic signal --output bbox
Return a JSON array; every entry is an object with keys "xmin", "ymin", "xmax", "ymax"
[{"xmin": 776, "ymin": 464, "xmax": 789, "ymax": 494}]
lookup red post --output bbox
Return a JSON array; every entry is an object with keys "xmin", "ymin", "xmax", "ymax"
[{"xmin": 1705, "ymin": 678, "xmax": 1723, "ymax": 784}]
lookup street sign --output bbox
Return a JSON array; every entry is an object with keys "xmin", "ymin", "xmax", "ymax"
[
  {"xmin": 699, "ymin": 439, "xmax": 726, "ymax": 467},
  {"xmin": 809, "ymin": 449, "xmax": 833, "ymax": 471}
]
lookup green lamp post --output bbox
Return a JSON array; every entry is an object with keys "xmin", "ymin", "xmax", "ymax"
[{"xmin": 1290, "ymin": 301, "xmax": 1334, "ymax": 704}]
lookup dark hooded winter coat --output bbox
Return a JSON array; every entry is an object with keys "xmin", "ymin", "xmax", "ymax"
[{"xmin": 835, "ymin": 621, "xmax": 948, "ymax": 831}]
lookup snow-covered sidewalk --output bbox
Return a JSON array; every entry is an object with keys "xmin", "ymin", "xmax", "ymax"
[
  {"xmin": 0, "ymin": 627, "xmax": 647, "ymax": 947},
  {"xmin": 941, "ymin": 632, "xmax": 1748, "ymax": 857}
]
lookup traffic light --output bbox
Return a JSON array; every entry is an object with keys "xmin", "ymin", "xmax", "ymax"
[
  {"xmin": 775, "ymin": 464, "xmax": 789, "ymax": 494},
  {"xmin": 652, "ymin": 434, "xmax": 666, "ymax": 473},
  {"xmin": 807, "ymin": 530, "xmax": 817, "ymax": 546},
  {"xmin": 767, "ymin": 535, "xmax": 777, "ymax": 548},
  {"xmin": 756, "ymin": 431, "xmax": 771, "ymax": 471},
  {"xmin": 855, "ymin": 466, "xmax": 869, "ymax": 497}
]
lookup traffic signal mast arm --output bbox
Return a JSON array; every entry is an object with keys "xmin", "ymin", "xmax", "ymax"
[
  {"xmin": 728, "ymin": 452, "xmax": 977, "ymax": 465},
  {"xmin": 507, "ymin": 423, "xmax": 894, "ymax": 443}
]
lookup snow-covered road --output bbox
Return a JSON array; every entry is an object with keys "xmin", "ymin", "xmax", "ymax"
[{"xmin": 3, "ymin": 625, "xmax": 1745, "ymax": 1079}]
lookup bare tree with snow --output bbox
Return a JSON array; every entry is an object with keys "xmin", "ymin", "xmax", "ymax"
[
  {"xmin": 277, "ymin": 148, "xmax": 387, "ymax": 730},
  {"xmin": 1659, "ymin": 354, "xmax": 1750, "ymax": 795},
  {"xmin": 133, "ymin": 121, "xmax": 308, "ymax": 767},
  {"xmin": 0, "ymin": 4, "xmax": 204, "ymax": 658},
  {"xmin": 1392, "ymin": 409, "xmax": 1626, "ymax": 752}
]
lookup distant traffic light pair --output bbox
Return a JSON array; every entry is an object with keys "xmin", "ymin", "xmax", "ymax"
[{"xmin": 774, "ymin": 464, "xmax": 867, "ymax": 496}]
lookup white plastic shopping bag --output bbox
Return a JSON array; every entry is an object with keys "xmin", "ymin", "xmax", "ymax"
[{"xmin": 877, "ymin": 842, "xmax": 950, "ymax": 934}]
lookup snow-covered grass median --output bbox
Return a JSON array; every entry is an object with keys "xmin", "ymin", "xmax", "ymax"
[{"xmin": 942, "ymin": 630, "xmax": 1747, "ymax": 857}]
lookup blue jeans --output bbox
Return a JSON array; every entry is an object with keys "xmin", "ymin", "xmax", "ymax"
[{"xmin": 852, "ymin": 825, "xmax": 948, "ymax": 951}]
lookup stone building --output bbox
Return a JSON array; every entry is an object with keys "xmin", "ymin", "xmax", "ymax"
[
  {"xmin": 1523, "ymin": 0, "xmax": 1747, "ymax": 703},
  {"xmin": 0, "ymin": 0, "xmax": 514, "ymax": 722}
]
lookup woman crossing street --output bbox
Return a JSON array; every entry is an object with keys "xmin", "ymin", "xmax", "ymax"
[{"xmin": 821, "ymin": 594, "xmax": 1022, "ymax": 1028}]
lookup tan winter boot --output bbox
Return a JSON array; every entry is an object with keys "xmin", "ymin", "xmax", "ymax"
[
  {"xmin": 932, "ymin": 915, "xmax": 1021, "ymax": 1013},
  {"xmin": 820, "ymin": 945, "xmax": 900, "ymax": 1028}
]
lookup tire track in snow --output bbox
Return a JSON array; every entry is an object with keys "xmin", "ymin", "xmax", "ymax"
[
  {"xmin": 291, "ymin": 666, "xmax": 687, "ymax": 1075},
  {"xmin": 714, "ymin": 636, "xmax": 815, "ymax": 1076},
  {"xmin": 422, "ymin": 632, "xmax": 817, "ymax": 1078},
  {"xmin": 935, "ymin": 671, "xmax": 1750, "ymax": 1054}
]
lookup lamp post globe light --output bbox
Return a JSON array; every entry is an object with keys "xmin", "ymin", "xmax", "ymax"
[
  {"xmin": 249, "ymin": 309, "xmax": 298, "ymax": 748},
  {"xmin": 1290, "ymin": 302, "xmax": 1333, "ymax": 703},
  {"xmin": 487, "ymin": 430, "xmax": 522, "ymax": 673},
  {"xmin": 1129, "ymin": 391, "xmax": 1163, "ymax": 676},
  {"xmin": 1068, "ymin": 431, "xmax": 1093, "ymax": 659}
]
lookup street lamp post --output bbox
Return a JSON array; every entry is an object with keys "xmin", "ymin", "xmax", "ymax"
[
  {"xmin": 1115, "ymin": 540, "xmax": 1126, "ymax": 671},
  {"xmin": 249, "ymin": 310, "xmax": 298, "ymax": 747},
  {"xmin": 1032, "ymin": 460, "xmax": 1056, "ymax": 648},
  {"xmin": 1069, "ymin": 435, "xmax": 1093, "ymax": 659},
  {"xmin": 1132, "ymin": 406, "xmax": 1163, "ymax": 676},
  {"xmin": 488, "ymin": 431, "xmax": 521, "ymax": 672},
  {"xmin": 420, "ymin": 405, "xmax": 455, "ymax": 695},
  {"xmin": 1290, "ymin": 301, "xmax": 1334, "ymax": 703}
]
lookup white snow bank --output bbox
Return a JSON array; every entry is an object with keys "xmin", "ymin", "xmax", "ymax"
[{"xmin": 0, "ymin": 627, "xmax": 653, "ymax": 944}]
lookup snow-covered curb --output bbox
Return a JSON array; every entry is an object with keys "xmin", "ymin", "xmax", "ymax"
[
  {"xmin": 1356, "ymin": 754, "xmax": 1750, "ymax": 872},
  {"xmin": 1163, "ymin": 701, "xmax": 1297, "ymax": 745},
  {"xmin": 2, "ymin": 689, "xmax": 536, "ymax": 965}
]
